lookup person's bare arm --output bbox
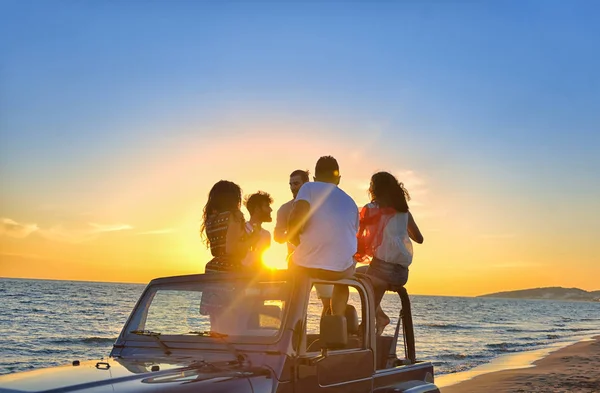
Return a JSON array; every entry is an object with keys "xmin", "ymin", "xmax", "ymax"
[
  {"xmin": 407, "ymin": 211, "xmax": 423, "ymax": 244},
  {"xmin": 273, "ymin": 205, "xmax": 288, "ymax": 244},
  {"xmin": 287, "ymin": 200, "xmax": 310, "ymax": 246},
  {"xmin": 225, "ymin": 212, "xmax": 259, "ymax": 257}
]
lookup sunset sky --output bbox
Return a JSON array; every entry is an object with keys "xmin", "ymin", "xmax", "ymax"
[{"xmin": 1, "ymin": 1, "xmax": 598, "ymax": 296}]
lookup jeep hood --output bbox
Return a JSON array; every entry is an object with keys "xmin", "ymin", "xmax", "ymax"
[{"xmin": 0, "ymin": 358, "xmax": 270, "ymax": 393}]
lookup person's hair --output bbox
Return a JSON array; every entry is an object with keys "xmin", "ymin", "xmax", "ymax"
[
  {"xmin": 200, "ymin": 180, "xmax": 242, "ymax": 246},
  {"xmin": 244, "ymin": 191, "xmax": 274, "ymax": 215},
  {"xmin": 314, "ymin": 156, "xmax": 339, "ymax": 180},
  {"xmin": 289, "ymin": 169, "xmax": 310, "ymax": 183},
  {"xmin": 368, "ymin": 171, "xmax": 411, "ymax": 213}
]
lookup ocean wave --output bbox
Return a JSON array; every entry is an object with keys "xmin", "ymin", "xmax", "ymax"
[
  {"xmin": 47, "ymin": 337, "xmax": 116, "ymax": 345},
  {"xmin": 82, "ymin": 337, "xmax": 116, "ymax": 344},
  {"xmin": 553, "ymin": 327, "xmax": 595, "ymax": 332},
  {"xmin": 423, "ymin": 323, "xmax": 474, "ymax": 330},
  {"xmin": 486, "ymin": 341, "xmax": 543, "ymax": 352},
  {"xmin": 439, "ymin": 353, "xmax": 468, "ymax": 360},
  {"xmin": 506, "ymin": 327, "xmax": 576, "ymax": 335},
  {"xmin": 437, "ymin": 360, "xmax": 489, "ymax": 374},
  {"xmin": 438, "ymin": 353, "xmax": 488, "ymax": 360},
  {"xmin": 505, "ymin": 328, "xmax": 526, "ymax": 332}
]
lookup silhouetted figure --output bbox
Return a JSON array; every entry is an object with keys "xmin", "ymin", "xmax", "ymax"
[
  {"xmin": 201, "ymin": 180, "xmax": 260, "ymax": 273},
  {"xmin": 274, "ymin": 169, "xmax": 333, "ymax": 316},
  {"xmin": 355, "ymin": 172, "xmax": 423, "ymax": 335},
  {"xmin": 242, "ymin": 191, "xmax": 273, "ymax": 269},
  {"xmin": 288, "ymin": 156, "xmax": 359, "ymax": 317}
]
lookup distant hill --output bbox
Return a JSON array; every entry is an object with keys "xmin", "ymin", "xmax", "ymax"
[{"xmin": 478, "ymin": 287, "xmax": 600, "ymax": 302}]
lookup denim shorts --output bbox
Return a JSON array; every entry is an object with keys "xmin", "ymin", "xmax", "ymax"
[{"xmin": 366, "ymin": 258, "xmax": 409, "ymax": 287}]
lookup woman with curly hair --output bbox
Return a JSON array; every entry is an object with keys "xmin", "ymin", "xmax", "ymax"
[
  {"xmin": 201, "ymin": 180, "xmax": 260, "ymax": 273},
  {"xmin": 355, "ymin": 171, "xmax": 423, "ymax": 335}
]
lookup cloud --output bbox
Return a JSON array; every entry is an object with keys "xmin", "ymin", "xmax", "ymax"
[
  {"xmin": 0, "ymin": 218, "xmax": 133, "ymax": 243},
  {"xmin": 88, "ymin": 222, "xmax": 133, "ymax": 233},
  {"xmin": 0, "ymin": 218, "xmax": 39, "ymax": 238},
  {"xmin": 38, "ymin": 222, "xmax": 133, "ymax": 243},
  {"xmin": 393, "ymin": 169, "xmax": 428, "ymax": 197},
  {"xmin": 136, "ymin": 228, "xmax": 175, "ymax": 235},
  {"xmin": 348, "ymin": 168, "xmax": 430, "ymax": 209},
  {"xmin": 38, "ymin": 225, "xmax": 94, "ymax": 243}
]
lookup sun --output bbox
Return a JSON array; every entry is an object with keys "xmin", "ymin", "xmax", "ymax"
[{"xmin": 261, "ymin": 244, "xmax": 289, "ymax": 270}]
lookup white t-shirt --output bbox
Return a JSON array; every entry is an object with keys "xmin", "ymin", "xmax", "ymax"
[
  {"xmin": 293, "ymin": 181, "xmax": 358, "ymax": 272},
  {"xmin": 374, "ymin": 212, "xmax": 413, "ymax": 267}
]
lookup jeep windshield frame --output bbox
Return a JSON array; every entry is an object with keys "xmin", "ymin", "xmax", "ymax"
[{"xmin": 118, "ymin": 271, "xmax": 294, "ymax": 347}]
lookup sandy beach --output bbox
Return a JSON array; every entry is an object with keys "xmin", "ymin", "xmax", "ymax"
[{"xmin": 441, "ymin": 336, "xmax": 600, "ymax": 393}]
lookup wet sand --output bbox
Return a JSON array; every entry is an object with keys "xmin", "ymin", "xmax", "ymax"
[{"xmin": 440, "ymin": 336, "xmax": 600, "ymax": 393}]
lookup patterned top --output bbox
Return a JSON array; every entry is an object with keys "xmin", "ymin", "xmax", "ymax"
[
  {"xmin": 206, "ymin": 210, "xmax": 246, "ymax": 257},
  {"xmin": 206, "ymin": 211, "xmax": 233, "ymax": 257},
  {"xmin": 204, "ymin": 210, "xmax": 247, "ymax": 272}
]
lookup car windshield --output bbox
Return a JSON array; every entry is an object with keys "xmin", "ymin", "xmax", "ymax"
[{"xmin": 129, "ymin": 278, "xmax": 290, "ymax": 342}]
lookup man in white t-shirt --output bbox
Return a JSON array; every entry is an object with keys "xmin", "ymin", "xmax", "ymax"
[
  {"xmin": 274, "ymin": 169, "xmax": 334, "ymax": 316},
  {"xmin": 242, "ymin": 191, "xmax": 273, "ymax": 269},
  {"xmin": 288, "ymin": 156, "xmax": 359, "ymax": 317}
]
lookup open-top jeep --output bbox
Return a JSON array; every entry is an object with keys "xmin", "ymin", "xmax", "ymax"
[{"xmin": 0, "ymin": 270, "xmax": 440, "ymax": 393}]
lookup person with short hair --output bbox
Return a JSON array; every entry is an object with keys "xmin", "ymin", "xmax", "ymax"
[
  {"xmin": 274, "ymin": 169, "xmax": 310, "ymax": 249},
  {"xmin": 288, "ymin": 156, "xmax": 359, "ymax": 317},
  {"xmin": 242, "ymin": 191, "xmax": 273, "ymax": 269}
]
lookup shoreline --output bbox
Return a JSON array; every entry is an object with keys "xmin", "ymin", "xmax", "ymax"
[{"xmin": 439, "ymin": 335, "xmax": 600, "ymax": 392}]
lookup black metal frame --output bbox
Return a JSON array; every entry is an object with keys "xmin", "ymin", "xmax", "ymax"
[{"xmin": 386, "ymin": 286, "xmax": 415, "ymax": 368}]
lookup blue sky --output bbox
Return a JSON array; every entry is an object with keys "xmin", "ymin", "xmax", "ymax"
[
  {"xmin": 1, "ymin": 1, "xmax": 599, "ymax": 293},
  {"xmin": 3, "ymin": 1, "xmax": 598, "ymax": 180}
]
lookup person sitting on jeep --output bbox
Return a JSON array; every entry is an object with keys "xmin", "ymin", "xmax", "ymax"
[
  {"xmin": 355, "ymin": 172, "xmax": 423, "ymax": 334},
  {"xmin": 287, "ymin": 155, "xmax": 359, "ymax": 317},
  {"xmin": 201, "ymin": 180, "xmax": 261, "ymax": 273},
  {"xmin": 242, "ymin": 191, "xmax": 274, "ymax": 269}
]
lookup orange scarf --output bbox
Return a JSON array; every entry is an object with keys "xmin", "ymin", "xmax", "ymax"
[{"xmin": 355, "ymin": 204, "xmax": 396, "ymax": 262}]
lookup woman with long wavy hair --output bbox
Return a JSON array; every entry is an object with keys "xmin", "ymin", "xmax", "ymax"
[
  {"xmin": 200, "ymin": 180, "xmax": 260, "ymax": 273},
  {"xmin": 355, "ymin": 171, "xmax": 423, "ymax": 334}
]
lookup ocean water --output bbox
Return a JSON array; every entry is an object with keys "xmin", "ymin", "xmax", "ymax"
[{"xmin": 1, "ymin": 278, "xmax": 599, "ymax": 376}]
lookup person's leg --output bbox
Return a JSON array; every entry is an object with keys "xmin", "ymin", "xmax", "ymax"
[
  {"xmin": 376, "ymin": 307, "xmax": 390, "ymax": 330},
  {"xmin": 372, "ymin": 283, "xmax": 390, "ymax": 335},
  {"xmin": 365, "ymin": 261, "xmax": 392, "ymax": 335},
  {"xmin": 357, "ymin": 265, "xmax": 389, "ymax": 324},
  {"xmin": 315, "ymin": 284, "xmax": 333, "ymax": 317},
  {"xmin": 332, "ymin": 284, "xmax": 350, "ymax": 316},
  {"xmin": 320, "ymin": 298, "xmax": 332, "ymax": 316},
  {"xmin": 297, "ymin": 264, "xmax": 355, "ymax": 317}
]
